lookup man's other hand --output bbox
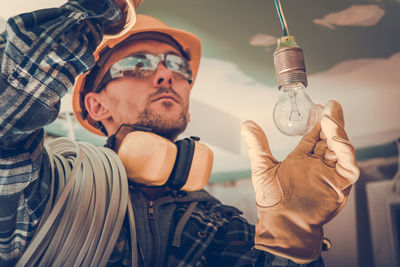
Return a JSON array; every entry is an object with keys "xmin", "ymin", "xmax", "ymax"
[{"xmin": 241, "ymin": 100, "xmax": 359, "ymax": 264}]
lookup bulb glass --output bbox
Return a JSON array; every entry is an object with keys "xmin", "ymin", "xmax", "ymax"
[{"xmin": 273, "ymin": 82, "xmax": 317, "ymax": 136}]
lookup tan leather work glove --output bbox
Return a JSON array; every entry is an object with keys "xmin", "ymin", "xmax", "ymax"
[{"xmin": 241, "ymin": 100, "xmax": 359, "ymax": 264}]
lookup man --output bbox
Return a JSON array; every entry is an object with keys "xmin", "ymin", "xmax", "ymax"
[{"xmin": 0, "ymin": 0, "xmax": 359, "ymax": 266}]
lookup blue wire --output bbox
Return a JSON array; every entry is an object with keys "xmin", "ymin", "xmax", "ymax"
[{"xmin": 273, "ymin": 0, "xmax": 288, "ymax": 36}]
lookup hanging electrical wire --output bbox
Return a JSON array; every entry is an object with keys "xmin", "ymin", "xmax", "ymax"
[{"xmin": 273, "ymin": 0, "xmax": 290, "ymax": 36}]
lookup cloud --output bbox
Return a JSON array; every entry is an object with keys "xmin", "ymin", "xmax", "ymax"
[
  {"xmin": 192, "ymin": 52, "xmax": 400, "ymax": 158},
  {"xmin": 249, "ymin": 34, "xmax": 278, "ymax": 52},
  {"xmin": 307, "ymin": 52, "xmax": 400, "ymax": 146},
  {"xmin": 249, "ymin": 34, "xmax": 278, "ymax": 47},
  {"xmin": 192, "ymin": 58, "xmax": 277, "ymax": 121},
  {"xmin": 313, "ymin": 4, "xmax": 385, "ymax": 29},
  {"xmin": 192, "ymin": 58, "xmax": 304, "ymax": 160}
]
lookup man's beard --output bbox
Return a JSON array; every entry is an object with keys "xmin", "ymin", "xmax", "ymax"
[
  {"xmin": 136, "ymin": 87, "xmax": 188, "ymax": 141},
  {"xmin": 136, "ymin": 109, "xmax": 188, "ymax": 141}
]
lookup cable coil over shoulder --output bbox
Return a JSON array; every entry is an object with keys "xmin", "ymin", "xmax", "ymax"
[{"xmin": 16, "ymin": 138, "xmax": 137, "ymax": 267}]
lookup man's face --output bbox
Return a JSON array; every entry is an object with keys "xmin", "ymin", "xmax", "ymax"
[{"xmin": 97, "ymin": 40, "xmax": 192, "ymax": 140}]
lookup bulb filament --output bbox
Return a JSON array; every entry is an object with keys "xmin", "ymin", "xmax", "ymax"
[{"xmin": 289, "ymin": 92, "xmax": 301, "ymax": 121}]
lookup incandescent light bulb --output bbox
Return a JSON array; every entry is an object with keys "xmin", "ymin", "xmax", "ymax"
[
  {"xmin": 272, "ymin": 36, "xmax": 317, "ymax": 136},
  {"xmin": 273, "ymin": 82, "xmax": 317, "ymax": 136}
]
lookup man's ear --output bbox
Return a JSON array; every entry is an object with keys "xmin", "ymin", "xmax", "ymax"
[
  {"xmin": 84, "ymin": 92, "xmax": 111, "ymax": 121},
  {"xmin": 186, "ymin": 112, "xmax": 191, "ymax": 124}
]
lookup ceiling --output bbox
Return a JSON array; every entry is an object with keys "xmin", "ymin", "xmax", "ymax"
[
  {"xmin": 139, "ymin": 0, "xmax": 400, "ymax": 86},
  {"xmin": 1, "ymin": 0, "xmax": 400, "ymax": 180}
]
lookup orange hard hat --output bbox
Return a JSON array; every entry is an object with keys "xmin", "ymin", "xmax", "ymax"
[{"xmin": 72, "ymin": 13, "xmax": 201, "ymax": 136}]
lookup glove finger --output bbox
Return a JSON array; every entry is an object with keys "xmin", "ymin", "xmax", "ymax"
[
  {"xmin": 241, "ymin": 120, "xmax": 281, "ymax": 206},
  {"xmin": 312, "ymin": 140, "xmax": 339, "ymax": 168},
  {"xmin": 324, "ymin": 149, "xmax": 338, "ymax": 163},
  {"xmin": 241, "ymin": 120, "xmax": 279, "ymax": 170},
  {"xmin": 312, "ymin": 140, "xmax": 328, "ymax": 157},
  {"xmin": 295, "ymin": 104, "xmax": 324, "ymax": 154},
  {"xmin": 321, "ymin": 101, "xmax": 360, "ymax": 185}
]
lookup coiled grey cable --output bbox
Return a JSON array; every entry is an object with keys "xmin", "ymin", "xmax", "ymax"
[{"xmin": 16, "ymin": 138, "xmax": 137, "ymax": 267}]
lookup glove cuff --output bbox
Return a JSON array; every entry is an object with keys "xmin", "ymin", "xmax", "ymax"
[{"xmin": 254, "ymin": 207, "xmax": 323, "ymax": 264}]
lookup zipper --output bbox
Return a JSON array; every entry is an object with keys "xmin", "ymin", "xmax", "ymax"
[
  {"xmin": 148, "ymin": 200, "xmax": 155, "ymax": 219},
  {"xmin": 147, "ymin": 200, "xmax": 156, "ymax": 266}
]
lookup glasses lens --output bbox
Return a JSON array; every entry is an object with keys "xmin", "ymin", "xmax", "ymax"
[
  {"xmin": 110, "ymin": 54, "xmax": 158, "ymax": 78},
  {"xmin": 165, "ymin": 54, "xmax": 192, "ymax": 81},
  {"xmin": 109, "ymin": 53, "xmax": 192, "ymax": 81}
]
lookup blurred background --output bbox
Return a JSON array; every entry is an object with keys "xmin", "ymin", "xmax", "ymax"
[{"xmin": 1, "ymin": 0, "xmax": 399, "ymax": 266}]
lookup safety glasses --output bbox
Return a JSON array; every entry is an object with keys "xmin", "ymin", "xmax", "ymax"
[{"xmin": 96, "ymin": 53, "xmax": 193, "ymax": 92}]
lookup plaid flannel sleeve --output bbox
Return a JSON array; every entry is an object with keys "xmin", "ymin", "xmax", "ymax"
[{"xmin": 0, "ymin": 0, "xmax": 120, "ymax": 264}]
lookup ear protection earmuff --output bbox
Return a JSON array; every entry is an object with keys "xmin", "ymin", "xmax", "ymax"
[{"xmin": 117, "ymin": 131, "xmax": 213, "ymax": 191}]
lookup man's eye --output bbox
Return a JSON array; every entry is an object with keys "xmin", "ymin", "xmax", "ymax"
[
  {"xmin": 135, "ymin": 62, "xmax": 145, "ymax": 69},
  {"xmin": 173, "ymin": 72, "xmax": 186, "ymax": 80},
  {"xmin": 136, "ymin": 69, "xmax": 154, "ymax": 78},
  {"xmin": 122, "ymin": 69, "xmax": 153, "ymax": 78},
  {"xmin": 122, "ymin": 70, "xmax": 137, "ymax": 77}
]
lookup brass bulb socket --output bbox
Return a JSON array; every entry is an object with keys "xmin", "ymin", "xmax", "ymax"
[{"xmin": 273, "ymin": 36, "xmax": 308, "ymax": 89}]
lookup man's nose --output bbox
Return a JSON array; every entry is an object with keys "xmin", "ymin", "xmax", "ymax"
[{"xmin": 153, "ymin": 63, "xmax": 175, "ymax": 87}]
